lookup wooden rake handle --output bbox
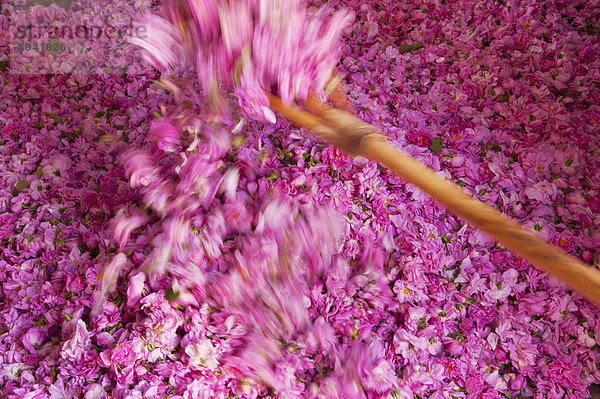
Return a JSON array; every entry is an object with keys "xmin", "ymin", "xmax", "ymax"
[{"xmin": 267, "ymin": 93, "xmax": 600, "ymax": 306}]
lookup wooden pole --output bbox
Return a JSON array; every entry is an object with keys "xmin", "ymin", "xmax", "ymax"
[
  {"xmin": 268, "ymin": 93, "xmax": 600, "ymax": 306},
  {"xmin": 363, "ymin": 138, "xmax": 600, "ymax": 305}
]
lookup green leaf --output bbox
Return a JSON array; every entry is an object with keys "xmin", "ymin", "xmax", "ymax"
[
  {"xmin": 112, "ymin": 293, "xmax": 126, "ymax": 307},
  {"xmin": 166, "ymin": 287, "xmax": 180, "ymax": 301},
  {"xmin": 44, "ymin": 112, "xmax": 64, "ymax": 124},
  {"xmin": 264, "ymin": 171, "xmax": 279, "ymax": 181},
  {"xmin": 95, "ymin": 111, "xmax": 105, "ymax": 118},
  {"xmin": 399, "ymin": 41, "xmax": 423, "ymax": 53},
  {"xmin": 49, "ymin": 365, "xmax": 58, "ymax": 382},
  {"xmin": 45, "ymin": 38, "xmax": 63, "ymax": 55},
  {"xmin": 490, "ymin": 144, "xmax": 502, "ymax": 152},
  {"xmin": 429, "ymin": 137, "xmax": 443, "ymax": 153},
  {"xmin": 0, "ymin": 61, "xmax": 7, "ymax": 73},
  {"xmin": 464, "ymin": 297, "xmax": 477, "ymax": 306},
  {"xmin": 14, "ymin": 180, "xmax": 29, "ymax": 195}
]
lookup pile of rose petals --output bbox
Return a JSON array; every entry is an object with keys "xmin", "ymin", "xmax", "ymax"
[
  {"xmin": 131, "ymin": 0, "xmax": 354, "ymax": 123},
  {"xmin": 1, "ymin": 0, "xmax": 600, "ymax": 398}
]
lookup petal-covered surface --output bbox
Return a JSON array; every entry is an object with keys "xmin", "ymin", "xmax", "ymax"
[{"xmin": 0, "ymin": 0, "xmax": 600, "ymax": 398}]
